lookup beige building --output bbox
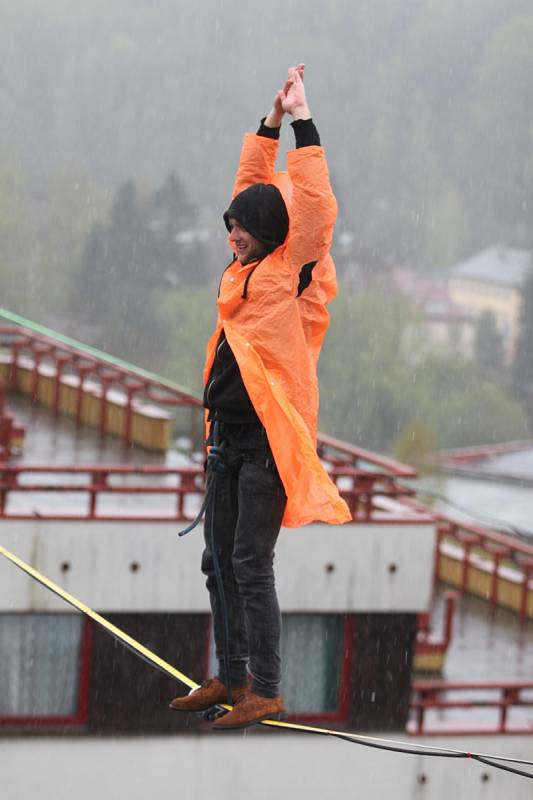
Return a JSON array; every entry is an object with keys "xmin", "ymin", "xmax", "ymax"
[{"xmin": 448, "ymin": 244, "xmax": 532, "ymax": 361}]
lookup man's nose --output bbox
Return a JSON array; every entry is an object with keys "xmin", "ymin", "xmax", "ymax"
[{"xmin": 229, "ymin": 227, "xmax": 239, "ymax": 241}]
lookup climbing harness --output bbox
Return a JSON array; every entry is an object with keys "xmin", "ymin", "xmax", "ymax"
[
  {"xmin": 1, "ymin": 543, "xmax": 533, "ymax": 781},
  {"xmin": 178, "ymin": 420, "xmax": 233, "ymax": 707}
]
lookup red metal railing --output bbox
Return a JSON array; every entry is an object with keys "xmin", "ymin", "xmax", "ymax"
[
  {"xmin": 403, "ymin": 497, "xmax": 533, "ymax": 622},
  {"xmin": 0, "ymin": 382, "xmax": 25, "ymax": 459},
  {"xmin": 0, "ymin": 323, "xmax": 202, "ymax": 447},
  {"xmin": 0, "ymin": 316, "xmax": 429, "ymax": 521},
  {"xmin": 0, "ymin": 461, "xmax": 422, "ymax": 523},
  {"xmin": 431, "ymin": 439, "xmax": 533, "ymax": 465},
  {"xmin": 317, "ymin": 431, "xmax": 417, "ymax": 478},
  {"xmin": 316, "ymin": 432, "xmax": 420, "ymax": 521},
  {"xmin": 410, "ymin": 680, "xmax": 533, "ymax": 735},
  {"xmin": 435, "ymin": 517, "xmax": 533, "ymax": 622},
  {"xmin": 0, "ymin": 463, "xmax": 204, "ymax": 521}
]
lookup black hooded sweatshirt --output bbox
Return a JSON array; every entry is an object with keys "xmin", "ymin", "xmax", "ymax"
[{"xmin": 203, "ymin": 118, "xmax": 320, "ymax": 425}]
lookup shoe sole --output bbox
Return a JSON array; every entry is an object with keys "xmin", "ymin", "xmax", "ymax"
[{"xmin": 211, "ymin": 711, "xmax": 287, "ymax": 731}]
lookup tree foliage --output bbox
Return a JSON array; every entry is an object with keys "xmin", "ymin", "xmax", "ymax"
[
  {"xmin": 473, "ymin": 310, "xmax": 506, "ymax": 380},
  {"xmin": 320, "ymin": 286, "xmax": 529, "ymax": 452},
  {"xmin": 1, "ymin": 0, "xmax": 533, "ymax": 283},
  {"xmin": 513, "ymin": 273, "xmax": 533, "ymax": 396},
  {"xmin": 71, "ymin": 174, "xmax": 216, "ymax": 362}
]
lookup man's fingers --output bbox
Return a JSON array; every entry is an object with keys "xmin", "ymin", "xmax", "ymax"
[
  {"xmin": 288, "ymin": 63, "xmax": 305, "ymax": 80},
  {"xmin": 292, "ymin": 69, "xmax": 303, "ymax": 85}
]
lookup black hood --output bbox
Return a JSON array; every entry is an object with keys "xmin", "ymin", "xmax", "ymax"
[{"xmin": 223, "ymin": 183, "xmax": 289, "ymax": 252}]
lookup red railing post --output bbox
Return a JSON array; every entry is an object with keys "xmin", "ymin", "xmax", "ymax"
[
  {"xmin": 88, "ymin": 469, "xmax": 107, "ymax": 519},
  {"xmin": 53, "ymin": 356, "xmax": 69, "ymax": 416},
  {"xmin": 30, "ymin": 346, "xmax": 43, "ymax": 403},
  {"xmin": 459, "ymin": 532, "xmax": 479, "ymax": 595},
  {"xmin": 98, "ymin": 378, "xmax": 110, "ymax": 438},
  {"xmin": 416, "ymin": 690, "xmax": 426, "ymax": 735},
  {"xmin": 488, "ymin": 545, "xmax": 510, "ymax": 610},
  {"xmin": 75, "ymin": 366, "xmax": 91, "ymax": 428},
  {"xmin": 0, "ymin": 467, "xmax": 6, "ymax": 516},
  {"xmin": 519, "ymin": 560, "xmax": 533, "ymax": 623},
  {"xmin": 9, "ymin": 341, "xmax": 21, "ymax": 392},
  {"xmin": 122, "ymin": 382, "xmax": 143, "ymax": 447},
  {"xmin": 443, "ymin": 590, "xmax": 457, "ymax": 646},
  {"xmin": 123, "ymin": 387, "xmax": 135, "ymax": 447}
]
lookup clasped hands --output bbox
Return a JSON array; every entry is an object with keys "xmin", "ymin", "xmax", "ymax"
[{"xmin": 265, "ymin": 64, "xmax": 311, "ymax": 128}]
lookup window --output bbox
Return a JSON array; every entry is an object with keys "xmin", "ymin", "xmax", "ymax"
[
  {"xmin": 0, "ymin": 613, "xmax": 90, "ymax": 725},
  {"xmin": 281, "ymin": 614, "xmax": 350, "ymax": 718},
  {"xmin": 206, "ymin": 613, "xmax": 352, "ymax": 720}
]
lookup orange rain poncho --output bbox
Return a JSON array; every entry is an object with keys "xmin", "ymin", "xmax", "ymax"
[{"xmin": 204, "ymin": 133, "xmax": 351, "ymax": 528}]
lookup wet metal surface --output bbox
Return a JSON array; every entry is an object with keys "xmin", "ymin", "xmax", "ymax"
[{"xmin": 4, "ymin": 396, "xmax": 202, "ymax": 518}]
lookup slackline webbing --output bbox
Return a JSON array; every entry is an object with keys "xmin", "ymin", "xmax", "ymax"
[{"xmin": 1, "ymin": 543, "xmax": 532, "ymax": 780}]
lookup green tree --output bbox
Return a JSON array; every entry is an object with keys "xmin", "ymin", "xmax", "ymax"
[
  {"xmin": 0, "ymin": 163, "xmax": 34, "ymax": 312},
  {"xmin": 319, "ymin": 287, "xmax": 416, "ymax": 450},
  {"xmin": 318, "ymin": 284, "xmax": 529, "ymax": 452},
  {"xmin": 146, "ymin": 174, "xmax": 214, "ymax": 287},
  {"xmin": 71, "ymin": 172, "xmax": 216, "ymax": 362},
  {"xmin": 159, "ymin": 284, "xmax": 217, "ymax": 393},
  {"xmin": 393, "ymin": 419, "xmax": 437, "ymax": 467},
  {"xmin": 473, "ymin": 310, "xmax": 505, "ymax": 379},
  {"xmin": 409, "ymin": 352, "xmax": 528, "ymax": 448},
  {"xmin": 513, "ymin": 272, "xmax": 533, "ymax": 397}
]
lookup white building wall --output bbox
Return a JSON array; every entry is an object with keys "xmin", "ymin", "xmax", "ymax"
[
  {"xmin": 0, "ymin": 519, "xmax": 435, "ymax": 613},
  {"xmin": 1, "ymin": 734, "xmax": 530, "ymax": 800}
]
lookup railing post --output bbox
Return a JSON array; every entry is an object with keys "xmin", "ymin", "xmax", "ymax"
[
  {"xmin": 123, "ymin": 387, "xmax": 135, "ymax": 447},
  {"xmin": 443, "ymin": 590, "xmax": 457, "ymax": 646},
  {"xmin": 9, "ymin": 341, "xmax": 21, "ymax": 392},
  {"xmin": 489, "ymin": 546, "xmax": 509, "ymax": 610},
  {"xmin": 53, "ymin": 356, "xmax": 68, "ymax": 416},
  {"xmin": 31, "ymin": 347, "xmax": 42, "ymax": 403},
  {"xmin": 519, "ymin": 561, "xmax": 533, "ymax": 623},
  {"xmin": 98, "ymin": 378, "xmax": 110, "ymax": 438},
  {"xmin": 177, "ymin": 485, "xmax": 185, "ymax": 520},
  {"xmin": 88, "ymin": 470, "xmax": 107, "ymax": 519},
  {"xmin": 459, "ymin": 533, "xmax": 479, "ymax": 595},
  {"xmin": 75, "ymin": 367, "xmax": 89, "ymax": 428},
  {"xmin": 416, "ymin": 690, "xmax": 425, "ymax": 735},
  {"xmin": 0, "ymin": 466, "xmax": 6, "ymax": 516}
]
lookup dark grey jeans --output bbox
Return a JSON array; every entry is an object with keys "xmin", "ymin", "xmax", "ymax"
[{"xmin": 201, "ymin": 422, "xmax": 287, "ymax": 699}]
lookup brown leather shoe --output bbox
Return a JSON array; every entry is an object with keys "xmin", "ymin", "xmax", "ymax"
[
  {"xmin": 212, "ymin": 690, "xmax": 286, "ymax": 730},
  {"xmin": 169, "ymin": 678, "xmax": 246, "ymax": 713}
]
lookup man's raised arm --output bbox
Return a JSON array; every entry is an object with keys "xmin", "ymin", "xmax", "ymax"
[
  {"xmin": 230, "ymin": 81, "xmax": 290, "ymax": 199},
  {"xmin": 282, "ymin": 67, "xmax": 338, "ymax": 272}
]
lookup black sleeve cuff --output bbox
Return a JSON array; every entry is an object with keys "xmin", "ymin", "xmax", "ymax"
[
  {"xmin": 257, "ymin": 117, "xmax": 281, "ymax": 140},
  {"xmin": 291, "ymin": 118, "xmax": 320, "ymax": 148}
]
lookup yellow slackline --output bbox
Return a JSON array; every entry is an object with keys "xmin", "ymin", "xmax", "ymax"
[
  {"xmin": 2, "ymin": 542, "xmax": 533, "ymax": 778},
  {"xmin": 0, "ymin": 544, "xmax": 198, "ymax": 691}
]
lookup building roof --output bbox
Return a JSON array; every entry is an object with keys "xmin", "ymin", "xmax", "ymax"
[
  {"xmin": 448, "ymin": 245, "xmax": 532, "ymax": 288},
  {"xmin": 392, "ymin": 268, "xmax": 473, "ymax": 322}
]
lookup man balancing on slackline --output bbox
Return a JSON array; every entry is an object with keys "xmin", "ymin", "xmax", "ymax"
[{"xmin": 170, "ymin": 64, "xmax": 350, "ymax": 729}]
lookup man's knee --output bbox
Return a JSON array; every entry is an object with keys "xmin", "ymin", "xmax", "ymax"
[{"xmin": 232, "ymin": 553, "xmax": 274, "ymax": 589}]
